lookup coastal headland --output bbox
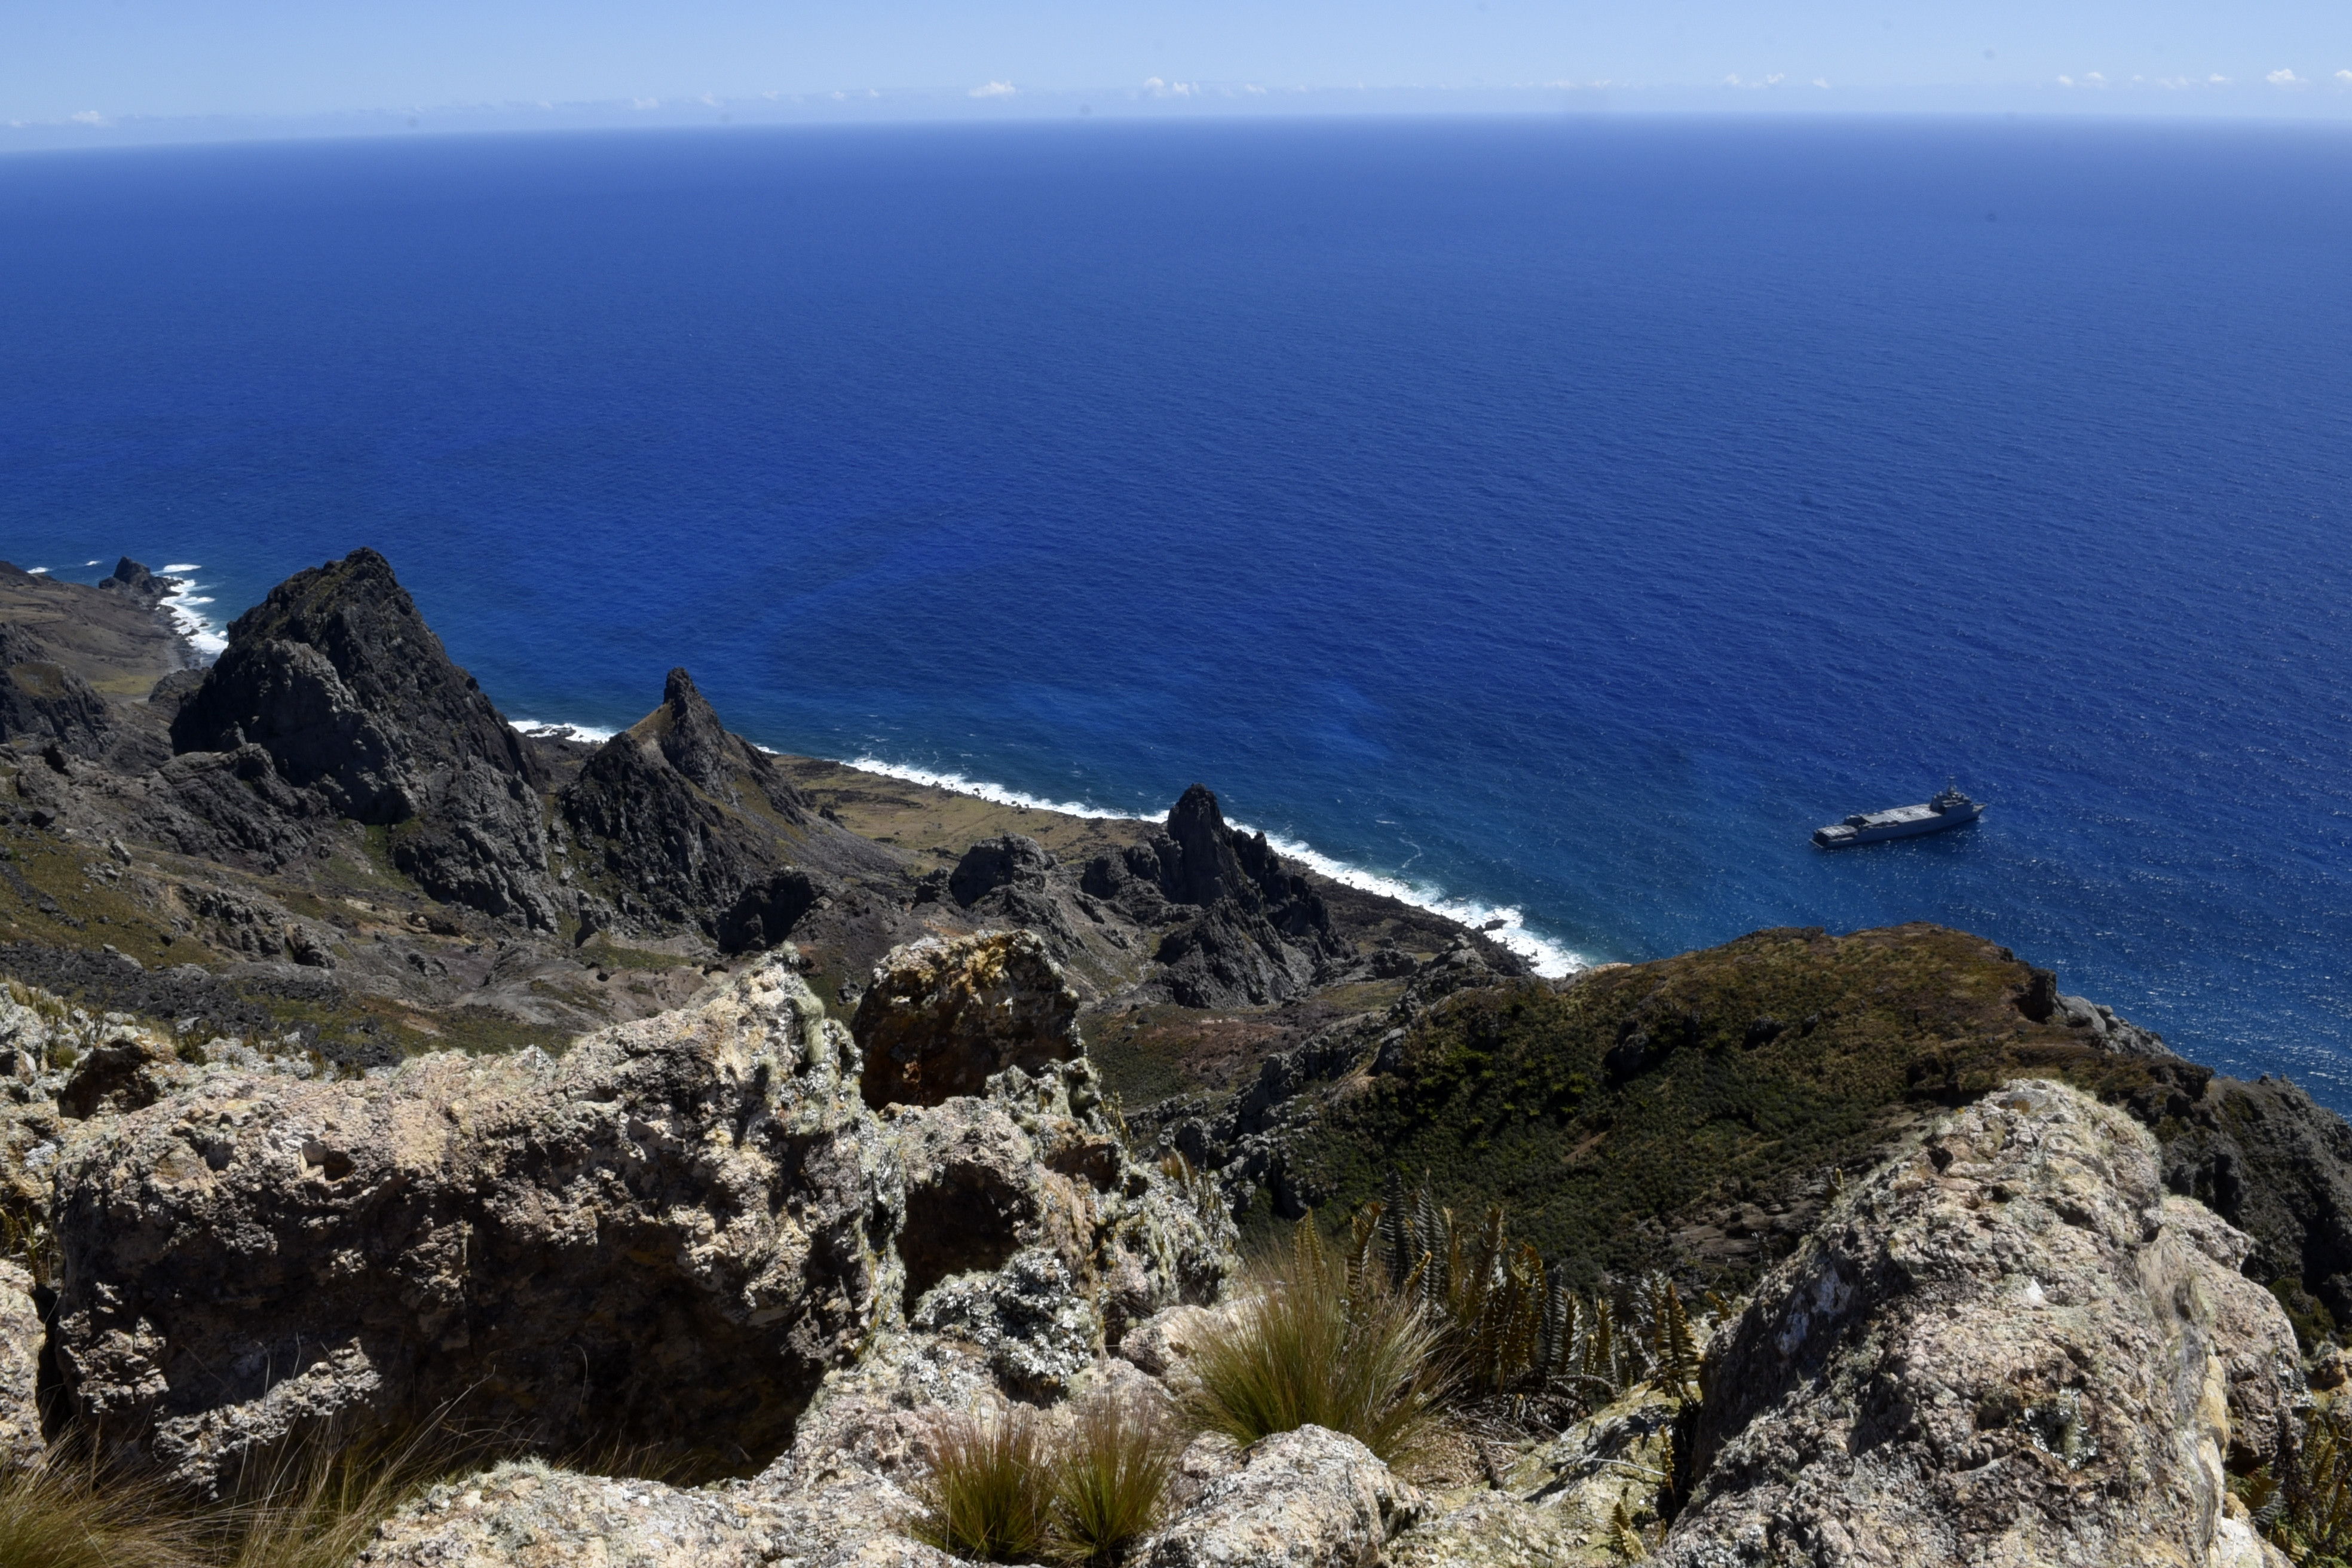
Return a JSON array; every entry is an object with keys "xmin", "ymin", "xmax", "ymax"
[{"xmin": 2, "ymin": 546, "xmax": 2345, "ymax": 1563}]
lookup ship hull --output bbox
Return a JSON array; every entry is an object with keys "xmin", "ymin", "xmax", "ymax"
[{"xmin": 1813, "ymin": 803, "xmax": 1984, "ymax": 849}]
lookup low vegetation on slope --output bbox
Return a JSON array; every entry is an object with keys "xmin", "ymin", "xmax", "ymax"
[{"xmin": 1294, "ymin": 923, "xmax": 2207, "ymax": 1291}]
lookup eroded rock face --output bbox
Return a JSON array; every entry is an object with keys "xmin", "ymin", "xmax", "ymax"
[
  {"xmin": 558, "ymin": 668, "xmax": 817, "ymax": 944},
  {"xmin": 948, "ymin": 834, "xmax": 1055, "ymax": 907},
  {"xmin": 51, "ymin": 960, "xmax": 901, "ymax": 1489},
  {"xmin": 1661, "ymin": 1079, "xmax": 2304, "ymax": 1568},
  {"xmin": 891, "ymin": 1056, "xmax": 1235, "ymax": 1372},
  {"xmin": 855, "ymin": 932, "xmax": 1082, "ymax": 1108}
]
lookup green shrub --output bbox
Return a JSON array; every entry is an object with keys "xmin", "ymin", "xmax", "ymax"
[
  {"xmin": 914, "ymin": 1400, "xmax": 1054, "ymax": 1563},
  {"xmin": 1186, "ymin": 1219, "xmax": 1449, "ymax": 1465},
  {"xmin": 1049, "ymin": 1391, "xmax": 1177, "ymax": 1566},
  {"xmin": 1357, "ymin": 1177, "xmax": 1702, "ymax": 1413},
  {"xmin": 2243, "ymin": 1401, "xmax": 2352, "ymax": 1566}
]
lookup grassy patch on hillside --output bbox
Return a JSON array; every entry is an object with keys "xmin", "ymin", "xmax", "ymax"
[{"xmin": 1296, "ymin": 924, "xmax": 2200, "ymax": 1294}]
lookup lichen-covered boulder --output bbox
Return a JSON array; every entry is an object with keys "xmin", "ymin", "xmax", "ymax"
[
  {"xmin": 0, "ymin": 1260, "xmax": 44, "ymax": 1472},
  {"xmin": 1389, "ymin": 1490, "xmax": 1588, "ymax": 1567},
  {"xmin": 854, "ymin": 932, "xmax": 1080, "ymax": 1107},
  {"xmin": 1137, "ymin": 1425, "xmax": 1426, "ymax": 1568},
  {"xmin": 889, "ymin": 1057, "xmax": 1235, "ymax": 1367},
  {"xmin": 51, "ymin": 959, "xmax": 903, "ymax": 1488},
  {"xmin": 1660, "ymin": 1079, "xmax": 2304, "ymax": 1568},
  {"xmin": 357, "ymin": 1462, "xmax": 780, "ymax": 1568}
]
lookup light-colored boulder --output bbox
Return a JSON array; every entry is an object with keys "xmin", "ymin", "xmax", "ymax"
[
  {"xmin": 1389, "ymin": 1490, "xmax": 1590, "ymax": 1567},
  {"xmin": 0, "ymin": 1258, "xmax": 44, "ymax": 1471},
  {"xmin": 1659, "ymin": 1079, "xmax": 2305, "ymax": 1568},
  {"xmin": 1137, "ymin": 1424, "xmax": 1426, "ymax": 1568},
  {"xmin": 51, "ymin": 960, "xmax": 903, "ymax": 1489},
  {"xmin": 357, "ymin": 1462, "xmax": 778, "ymax": 1568}
]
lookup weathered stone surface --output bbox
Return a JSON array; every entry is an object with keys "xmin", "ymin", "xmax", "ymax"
[
  {"xmin": 1501, "ymin": 1388, "xmax": 1680, "ymax": 1558},
  {"xmin": 855, "ymin": 932, "xmax": 1082, "ymax": 1108},
  {"xmin": 1137, "ymin": 1424, "xmax": 1426, "ymax": 1568},
  {"xmin": 0, "ymin": 1259, "xmax": 44, "ymax": 1472},
  {"xmin": 51, "ymin": 959, "xmax": 901, "ymax": 1488},
  {"xmin": 909, "ymin": 1245, "xmax": 1101, "ymax": 1399},
  {"xmin": 890, "ymin": 1057, "xmax": 1235, "ymax": 1354},
  {"xmin": 1660, "ymin": 1079, "xmax": 2304, "ymax": 1568},
  {"xmin": 1389, "ymin": 1490, "xmax": 1590, "ymax": 1568},
  {"xmin": 359, "ymin": 1462, "xmax": 780, "ymax": 1568}
]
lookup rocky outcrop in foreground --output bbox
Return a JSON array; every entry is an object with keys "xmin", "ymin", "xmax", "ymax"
[
  {"xmin": 341, "ymin": 1076, "xmax": 2307, "ymax": 1568},
  {"xmin": 1661, "ymin": 1079, "xmax": 2298, "ymax": 1567},
  {"xmin": 854, "ymin": 930, "xmax": 1082, "ymax": 1108},
  {"xmin": 54, "ymin": 960, "xmax": 893, "ymax": 1484},
  {"xmin": 47, "ymin": 939, "xmax": 1231, "ymax": 1490}
]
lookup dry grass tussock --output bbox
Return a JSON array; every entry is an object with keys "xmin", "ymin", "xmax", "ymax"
[
  {"xmin": 1183, "ymin": 1218, "xmax": 1451, "ymax": 1466},
  {"xmin": 0, "ymin": 1420, "xmax": 492, "ymax": 1568},
  {"xmin": 914, "ymin": 1391, "xmax": 1180, "ymax": 1566}
]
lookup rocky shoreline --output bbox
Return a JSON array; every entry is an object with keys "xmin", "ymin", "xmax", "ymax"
[{"xmin": 5, "ymin": 546, "xmax": 2351, "ymax": 1564}]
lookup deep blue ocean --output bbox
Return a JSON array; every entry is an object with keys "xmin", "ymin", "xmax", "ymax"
[{"xmin": 3, "ymin": 118, "xmax": 2348, "ymax": 1101}]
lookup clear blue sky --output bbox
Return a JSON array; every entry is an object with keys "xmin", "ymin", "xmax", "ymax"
[{"xmin": 5, "ymin": 0, "xmax": 2349, "ymax": 127}]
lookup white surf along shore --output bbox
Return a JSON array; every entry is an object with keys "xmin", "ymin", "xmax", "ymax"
[
  {"xmin": 842, "ymin": 756, "xmax": 1586, "ymax": 979},
  {"xmin": 157, "ymin": 565, "xmax": 228, "ymax": 659},
  {"xmin": 491, "ymin": 731, "xmax": 1584, "ymax": 979}
]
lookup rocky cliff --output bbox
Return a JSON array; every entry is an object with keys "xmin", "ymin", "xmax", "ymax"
[{"xmin": 167, "ymin": 548, "xmax": 561, "ymax": 928}]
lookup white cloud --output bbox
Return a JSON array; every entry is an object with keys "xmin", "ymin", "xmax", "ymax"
[
  {"xmin": 2268, "ymin": 68, "xmax": 2302, "ymax": 85},
  {"xmin": 2210, "ymin": 74, "xmax": 2232, "ymax": 84},
  {"xmin": 697, "ymin": 92, "xmax": 720, "ymax": 107},
  {"xmin": 1814, "ymin": 77, "xmax": 1829, "ymax": 88},
  {"xmin": 630, "ymin": 97, "xmax": 659, "ymax": 109},
  {"xmin": 1724, "ymin": 74, "xmax": 1741, "ymax": 85},
  {"xmin": 2057, "ymin": 75, "xmax": 2074, "ymax": 86},
  {"xmin": 1141, "ymin": 77, "xmax": 1196, "ymax": 97},
  {"xmin": 2338, "ymin": 69, "xmax": 2352, "ymax": 84},
  {"xmin": 969, "ymin": 81, "xmax": 1017, "ymax": 98},
  {"xmin": 69, "ymin": 109, "xmax": 108, "ymax": 126},
  {"xmin": 1765, "ymin": 73, "xmax": 1785, "ymax": 85},
  {"xmin": 2084, "ymin": 71, "xmax": 2106, "ymax": 84}
]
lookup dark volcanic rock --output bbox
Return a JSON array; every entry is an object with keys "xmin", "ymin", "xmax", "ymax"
[
  {"xmin": 642, "ymin": 668, "xmax": 811, "ymax": 822},
  {"xmin": 0, "ymin": 623, "xmax": 116, "ymax": 758},
  {"xmin": 1084, "ymin": 785, "xmax": 1351, "ymax": 1008},
  {"xmin": 168, "ymin": 550, "xmax": 559, "ymax": 928},
  {"xmin": 97, "ymin": 557, "xmax": 170, "ymax": 604},
  {"xmin": 2158, "ymin": 1073, "xmax": 2352, "ymax": 1331},
  {"xmin": 717, "ymin": 868, "xmax": 836, "ymax": 954},
  {"xmin": 558, "ymin": 670, "xmax": 817, "ymax": 939},
  {"xmin": 853, "ymin": 932, "xmax": 1082, "ymax": 1108},
  {"xmin": 949, "ymin": 834, "xmax": 1055, "ymax": 908}
]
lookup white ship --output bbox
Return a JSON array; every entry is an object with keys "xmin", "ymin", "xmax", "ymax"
[{"xmin": 1812, "ymin": 785, "xmax": 1984, "ymax": 849}]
